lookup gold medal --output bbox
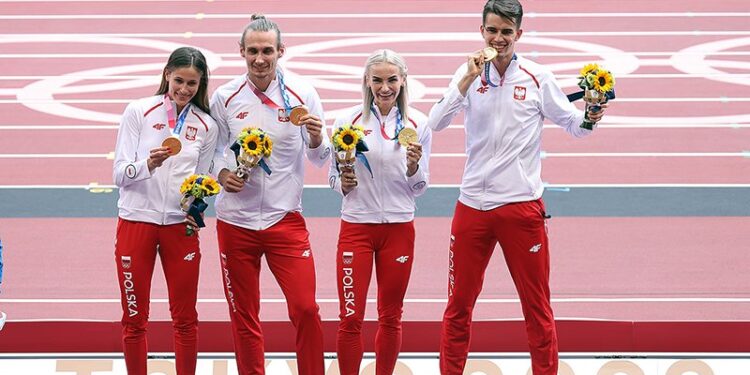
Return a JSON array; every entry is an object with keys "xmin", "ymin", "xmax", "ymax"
[
  {"xmin": 397, "ymin": 127, "xmax": 418, "ymax": 147},
  {"xmin": 482, "ymin": 47, "xmax": 498, "ymax": 61},
  {"xmin": 290, "ymin": 106, "xmax": 308, "ymax": 126},
  {"xmin": 162, "ymin": 137, "xmax": 182, "ymax": 156}
]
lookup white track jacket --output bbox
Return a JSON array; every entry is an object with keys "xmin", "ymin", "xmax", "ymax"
[
  {"xmin": 114, "ymin": 95, "xmax": 219, "ymax": 224},
  {"xmin": 428, "ymin": 55, "xmax": 591, "ymax": 211},
  {"xmin": 210, "ymin": 73, "xmax": 332, "ymax": 230},
  {"xmin": 329, "ymin": 105, "xmax": 431, "ymax": 223}
]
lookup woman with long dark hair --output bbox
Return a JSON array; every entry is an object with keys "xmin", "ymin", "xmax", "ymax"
[{"xmin": 112, "ymin": 46, "xmax": 218, "ymax": 375}]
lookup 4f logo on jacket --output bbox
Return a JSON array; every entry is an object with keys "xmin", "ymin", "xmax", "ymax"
[{"xmin": 236, "ymin": 111, "xmax": 249, "ymax": 120}]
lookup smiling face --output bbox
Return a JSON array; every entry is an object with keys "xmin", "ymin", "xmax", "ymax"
[
  {"xmin": 240, "ymin": 30, "xmax": 284, "ymax": 89},
  {"xmin": 481, "ymin": 12, "xmax": 522, "ymax": 63},
  {"xmin": 367, "ymin": 62, "xmax": 404, "ymax": 115},
  {"xmin": 164, "ymin": 66, "xmax": 202, "ymax": 113}
]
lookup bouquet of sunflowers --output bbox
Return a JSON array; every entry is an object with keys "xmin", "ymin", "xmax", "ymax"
[
  {"xmin": 230, "ymin": 127, "xmax": 273, "ymax": 180},
  {"xmin": 179, "ymin": 174, "xmax": 221, "ymax": 236},
  {"xmin": 576, "ymin": 63, "xmax": 615, "ymax": 130},
  {"xmin": 331, "ymin": 124, "xmax": 372, "ymax": 177}
]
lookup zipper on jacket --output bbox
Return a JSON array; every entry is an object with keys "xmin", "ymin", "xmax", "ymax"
[
  {"xmin": 161, "ymin": 157, "xmax": 173, "ymax": 225},
  {"xmin": 378, "ymin": 121, "xmax": 386, "ymax": 223}
]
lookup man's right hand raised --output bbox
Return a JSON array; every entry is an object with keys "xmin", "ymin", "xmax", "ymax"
[{"xmin": 458, "ymin": 50, "xmax": 486, "ymax": 96}]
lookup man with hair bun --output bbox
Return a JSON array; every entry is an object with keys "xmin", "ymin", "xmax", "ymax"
[{"xmin": 210, "ymin": 14, "xmax": 331, "ymax": 375}]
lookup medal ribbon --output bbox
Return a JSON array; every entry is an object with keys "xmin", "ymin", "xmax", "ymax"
[
  {"xmin": 482, "ymin": 53, "xmax": 517, "ymax": 88},
  {"xmin": 164, "ymin": 94, "xmax": 189, "ymax": 136},
  {"xmin": 245, "ymin": 70, "xmax": 307, "ymax": 141},
  {"xmin": 372, "ymin": 105, "xmax": 404, "ymax": 143},
  {"xmin": 245, "ymin": 69, "xmax": 293, "ymax": 114}
]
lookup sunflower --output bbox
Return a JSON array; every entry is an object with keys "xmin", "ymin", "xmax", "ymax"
[
  {"xmin": 592, "ymin": 69, "xmax": 615, "ymax": 93},
  {"xmin": 334, "ymin": 127, "xmax": 359, "ymax": 151},
  {"xmin": 580, "ymin": 63, "xmax": 600, "ymax": 77},
  {"xmin": 241, "ymin": 133, "xmax": 263, "ymax": 156},
  {"xmin": 200, "ymin": 176, "xmax": 221, "ymax": 196},
  {"xmin": 262, "ymin": 135, "xmax": 273, "ymax": 157},
  {"xmin": 180, "ymin": 174, "xmax": 198, "ymax": 194}
]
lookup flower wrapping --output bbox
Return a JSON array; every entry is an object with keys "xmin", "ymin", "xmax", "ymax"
[
  {"xmin": 331, "ymin": 124, "xmax": 372, "ymax": 177},
  {"xmin": 569, "ymin": 63, "xmax": 616, "ymax": 130},
  {"xmin": 179, "ymin": 174, "xmax": 221, "ymax": 235},
  {"xmin": 230, "ymin": 127, "xmax": 273, "ymax": 179}
]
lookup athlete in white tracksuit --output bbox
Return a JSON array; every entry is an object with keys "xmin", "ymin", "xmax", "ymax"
[
  {"xmin": 329, "ymin": 49, "xmax": 431, "ymax": 375},
  {"xmin": 210, "ymin": 15, "xmax": 332, "ymax": 375},
  {"xmin": 113, "ymin": 47, "xmax": 218, "ymax": 375},
  {"xmin": 428, "ymin": 2, "xmax": 608, "ymax": 374}
]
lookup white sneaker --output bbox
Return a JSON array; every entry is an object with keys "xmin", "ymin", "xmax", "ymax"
[{"xmin": 0, "ymin": 311, "xmax": 6, "ymax": 331}]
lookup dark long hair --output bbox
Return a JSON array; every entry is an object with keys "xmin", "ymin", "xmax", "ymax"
[{"xmin": 155, "ymin": 47, "xmax": 211, "ymax": 114}]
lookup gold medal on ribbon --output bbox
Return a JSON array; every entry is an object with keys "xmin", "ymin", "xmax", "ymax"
[
  {"xmin": 289, "ymin": 105, "xmax": 308, "ymax": 126},
  {"xmin": 482, "ymin": 47, "xmax": 498, "ymax": 61},
  {"xmin": 397, "ymin": 128, "xmax": 418, "ymax": 147},
  {"xmin": 162, "ymin": 136, "xmax": 182, "ymax": 156}
]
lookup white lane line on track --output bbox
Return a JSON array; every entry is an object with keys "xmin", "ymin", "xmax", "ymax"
[
  {"xmin": 1, "ymin": 12, "xmax": 749, "ymax": 19},
  {"xmin": 1, "ymin": 152, "xmax": 748, "ymax": 159},
  {"xmin": 2, "ymin": 98, "xmax": 750, "ymax": 104},
  {"xmin": 2, "ymin": 31, "xmax": 750, "ymax": 38},
  {"xmin": 1, "ymin": 297, "xmax": 749, "ymax": 303}
]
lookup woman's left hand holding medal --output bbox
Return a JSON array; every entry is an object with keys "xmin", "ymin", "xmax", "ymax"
[
  {"xmin": 406, "ymin": 142, "xmax": 422, "ymax": 177},
  {"xmin": 147, "ymin": 146, "xmax": 172, "ymax": 172}
]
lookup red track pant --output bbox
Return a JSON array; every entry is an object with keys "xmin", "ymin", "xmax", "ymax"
[
  {"xmin": 115, "ymin": 218, "xmax": 201, "ymax": 375},
  {"xmin": 440, "ymin": 200, "xmax": 557, "ymax": 375},
  {"xmin": 336, "ymin": 220, "xmax": 415, "ymax": 375},
  {"xmin": 217, "ymin": 213, "xmax": 324, "ymax": 375}
]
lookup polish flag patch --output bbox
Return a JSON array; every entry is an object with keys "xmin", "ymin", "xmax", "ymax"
[{"xmin": 513, "ymin": 86, "xmax": 526, "ymax": 101}]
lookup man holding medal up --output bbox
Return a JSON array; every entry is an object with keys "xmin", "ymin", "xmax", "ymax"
[
  {"xmin": 427, "ymin": 1, "xmax": 608, "ymax": 374},
  {"xmin": 210, "ymin": 14, "xmax": 331, "ymax": 375}
]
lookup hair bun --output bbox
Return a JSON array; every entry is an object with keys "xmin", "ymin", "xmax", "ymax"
[{"xmin": 250, "ymin": 13, "xmax": 266, "ymax": 21}]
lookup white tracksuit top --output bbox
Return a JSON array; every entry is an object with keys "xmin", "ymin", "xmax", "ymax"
[
  {"xmin": 328, "ymin": 105, "xmax": 431, "ymax": 223},
  {"xmin": 114, "ymin": 95, "xmax": 219, "ymax": 225},
  {"xmin": 427, "ymin": 55, "xmax": 591, "ymax": 211},
  {"xmin": 210, "ymin": 73, "xmax": 332, "ymax": 230}
]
